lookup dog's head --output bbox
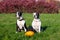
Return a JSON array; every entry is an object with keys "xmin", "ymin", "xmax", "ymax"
[
  {"xmin": 16, "ymin": 11, "xmax": 22, "ymax": 19},
  {"xmin": 33, "ymin": 12, "xmax": 39, "ymax": 19}
]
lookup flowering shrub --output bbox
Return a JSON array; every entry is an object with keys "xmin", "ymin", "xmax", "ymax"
[{"xmin": 0, "ymin": 0, "xmax": 59, "ymax": 13}]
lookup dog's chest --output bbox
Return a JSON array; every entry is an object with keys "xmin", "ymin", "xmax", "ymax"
[
  {"xmin": 32, "ymin": 19, "xmax": 40, "ymax": 25},
  {"xmin": 32, "ymin": 21, "xmax": 40, "ymax": 27},
  {"xmin": 17, "ymin": 20, "xmax": 25, "ymax": 28},
  {"xmin": 32, "ymin": 19, "xmax": 41, "ymax": 29}
]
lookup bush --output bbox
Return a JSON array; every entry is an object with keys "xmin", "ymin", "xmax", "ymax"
[{"xmin": 0, "ymin": 0, "xmax": 59, "ymax": 13}]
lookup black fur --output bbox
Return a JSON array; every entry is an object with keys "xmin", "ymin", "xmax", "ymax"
[
  {"xmin": 24, "ymin": 23, "xmax": 28, "ymax": 31},
  {"xmin": 36, "ymin": 13, "xmax": 39, "ymax": 18},
  {"xmin": 34, "ymin": 12, "xmax": 39, "ymax": 19},
  {"xmin": 18, "ymin": 11, "xmax": 22, "ymax": 17},
  {"xmin": 35, "ymin": 12, "xmax": 39, "ymax": 19},
  {"xmin": 27, "ymin": 26, "xmax": 37, "ymax": 33}
]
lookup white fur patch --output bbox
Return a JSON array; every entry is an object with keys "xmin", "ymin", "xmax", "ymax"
[
  {"xmin": 16, "ymin": 12, "xmax": 19, "ymax": 18},
  {"xmin": 32, "ymin": 19, "xmax": 41, "ymax": 33},
  {"xmin": 33, "ymin": 12, "xmax": 36, "ymax": 16},
  {"xmin": 19, "ymin": 17, "xmax": 23, "ymax": 20},
  {"xmin": 17, "ymin": 20, "xmax": 25, "ymax": 29}
]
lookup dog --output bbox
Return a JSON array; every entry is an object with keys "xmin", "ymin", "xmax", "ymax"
[
  {"xmin": 16, "ymin": 11, "xmax": 27, "ymax": 33},
  {"xmin": 32, "ymin": 12, "xmax": 41, "ymax": 33}
]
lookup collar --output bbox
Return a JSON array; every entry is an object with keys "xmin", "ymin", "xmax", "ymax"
[
  {"xmin": 19, "ymin": 19, "xmax": 24, "ymax": 21},
  {"xmin": 33, "ymin": 19, "xmax": 40, "ymax": 22}
]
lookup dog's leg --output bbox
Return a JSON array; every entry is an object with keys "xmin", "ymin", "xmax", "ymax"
[
  {"xmin": 39, "ymin": 26, "xmax": 41, "ymax": 33},
  {"xmin": 24, "ymin": 27, "xmax": 27, "ymax": 32},
  {"xmin": 16, "ymin": 23, "xmax": 21, "ymax": 33},
  {"xmin": 39, "ymin": 21, "xmax": 41, "ymax": 33},
  {"xmin": 16, "ymin": 23, "xmax": 18, "ymax": 33},
  {"xmin": 24, "ymin": 23, "xmax": 27, "ymax": 32},
  {"xmin": 17, "ymin": 26, "xmax": 22, "ymax": 32}
]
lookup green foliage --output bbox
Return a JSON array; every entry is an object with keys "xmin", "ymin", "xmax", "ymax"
[{"xmin": 0, "ymin": 13, "xmax": 60, "ymax": 40}]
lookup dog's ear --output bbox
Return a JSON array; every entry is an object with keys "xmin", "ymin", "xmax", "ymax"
[{"xmin": 37, "ymin": 13, "xmax": 39, "ymax": 18}]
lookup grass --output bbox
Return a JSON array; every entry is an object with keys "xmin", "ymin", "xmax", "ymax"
[{"xmin": 0, "ymin": 13, "xmax": 60, "ymax": 40}]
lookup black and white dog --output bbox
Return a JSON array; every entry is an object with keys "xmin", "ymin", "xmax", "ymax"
[
  {"xmin": 32, "ymin": 12, "xmax": 41, "ymax": 33},
  {"xmin": 16, "ymin": 11, "xmax": 27, "ymax": 33}
]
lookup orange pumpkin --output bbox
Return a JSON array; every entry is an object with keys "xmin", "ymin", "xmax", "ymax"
[{"xmin": 25, "ymin": 31, "xmax": 34, "ymax": 37}]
